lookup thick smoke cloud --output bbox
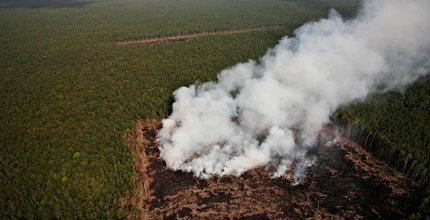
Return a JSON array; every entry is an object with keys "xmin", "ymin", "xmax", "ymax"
[{"xmin": 157, "ymin": 0, "xmax": 430, "ymax": 180}]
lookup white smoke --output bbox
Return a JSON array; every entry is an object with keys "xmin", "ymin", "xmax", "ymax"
[{"xmin": 157, "ymin": 0, "xmax": 430, "ymax": 180}]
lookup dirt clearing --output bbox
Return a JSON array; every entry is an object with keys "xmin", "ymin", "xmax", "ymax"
[{"xmin": 123, "ymin": 120, "xmax": 415, "ymax": 219}]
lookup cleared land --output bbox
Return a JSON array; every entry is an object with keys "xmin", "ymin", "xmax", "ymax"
[{"xmin": 124, "ymin": 121, "xmax": 414, "ymax": 219}]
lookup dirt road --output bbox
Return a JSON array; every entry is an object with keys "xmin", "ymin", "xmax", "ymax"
[{"xmin": 117, "ymin": 24, "xmax": 286, "ymax": 45}]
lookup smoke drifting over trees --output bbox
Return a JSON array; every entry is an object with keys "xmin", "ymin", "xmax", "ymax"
[{"xmin": 157, "ymin": 0, "xmax": 430, "ymax": 180}]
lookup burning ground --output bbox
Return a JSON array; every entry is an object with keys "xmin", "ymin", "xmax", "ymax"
[{"xmin": 123, "ymin": 120, "xmax": 414, "ymax": 219}]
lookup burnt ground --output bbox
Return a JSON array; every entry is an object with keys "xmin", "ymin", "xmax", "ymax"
[{"xmin": 123, "ymin": 120, "xmax": 415, "ymax": 219}]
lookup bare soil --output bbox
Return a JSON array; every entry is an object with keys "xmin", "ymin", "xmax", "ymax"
[
  {"xmin": 123, "ymin": 120, "xmax": 414, "ymax": 219},
  {"xmin": 117, "ymin": 25, "xmax": 286, "ymax": 45}
]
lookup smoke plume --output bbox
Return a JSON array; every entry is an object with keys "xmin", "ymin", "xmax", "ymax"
[{"xmin": 157, "ymin": 0, "xmax": 430, "ymax": 181}]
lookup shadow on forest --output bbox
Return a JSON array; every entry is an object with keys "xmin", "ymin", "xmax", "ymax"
[{"xmin": 0, "ymin": 0, "xmax": 97, "ymax": 8}]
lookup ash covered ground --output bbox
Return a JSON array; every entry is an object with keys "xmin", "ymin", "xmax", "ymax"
[{"xmin": 124, "ymin": 121, "xmax": 414, "ymax": 219}]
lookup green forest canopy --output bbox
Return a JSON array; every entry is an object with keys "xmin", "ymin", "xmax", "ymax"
[{"xmin": 0, "ymin": 0, "xmax": 360, "ymax": 218}]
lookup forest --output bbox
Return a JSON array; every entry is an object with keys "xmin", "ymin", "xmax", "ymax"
[
  {"xmin": 0, "ymin": 0, "xmax": 360, "ymax": 218},
  {"xmin": 333, "ymin": 75, "xmax": 430, "ymax": 219},
  {"xmin": 2, "ymin": 0, "xmax": 429, "ymax": 219}
]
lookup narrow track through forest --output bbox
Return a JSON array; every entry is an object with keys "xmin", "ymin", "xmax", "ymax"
[{"xmin": 117, "ymin": 24, "xmax": 287, "ymax": 45}]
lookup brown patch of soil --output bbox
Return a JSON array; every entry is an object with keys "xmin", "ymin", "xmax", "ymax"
[
  {"xmin": 117, "ymin": 24, "xmax": 287, "ymax": 45},
  {"xmin": 124, "ymin": 120, "xmax": 414, "ymax": 219},
  {"xmin": 122, "ymin": 119, "xmax": 161, "ymax": 219}
]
